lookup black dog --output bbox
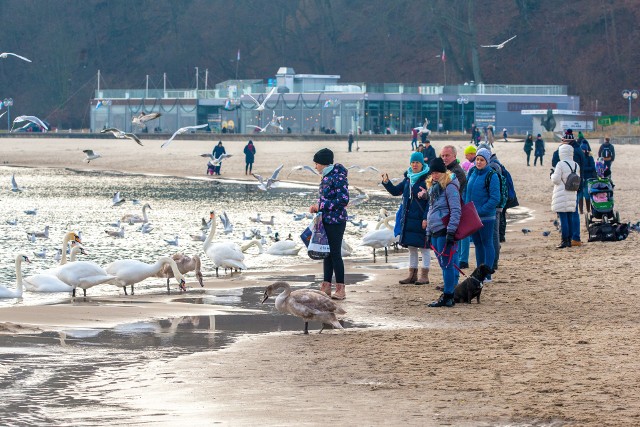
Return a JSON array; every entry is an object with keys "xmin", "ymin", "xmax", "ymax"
[{"xmin": 453, "ymin": 264, "xmax": 494, "ymax": 304}]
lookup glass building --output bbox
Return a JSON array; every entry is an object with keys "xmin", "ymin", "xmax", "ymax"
[{"xmin": 91, "ymin": 67, "xmax": 576, "ymax": 135}]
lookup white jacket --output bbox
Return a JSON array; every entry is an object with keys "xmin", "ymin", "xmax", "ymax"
[{"xmin": 551, "ymin": 144, "xmax": 580, "ymax": 212}]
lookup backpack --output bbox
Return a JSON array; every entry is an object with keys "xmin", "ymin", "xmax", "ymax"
[
  {"xmin": 563, "ymin": 161, "xmax": 581, "ymax": 191},
  {"xmin": 468, "ymin": 167, "xmax": 508, "ymax": 209},
  {"xmin": 500, "ymin": 164, "xmax": 519, "ymax": 208},
  {"xmin": 601, "ymin": 146, "xmax": 612, "ymax": 160}
]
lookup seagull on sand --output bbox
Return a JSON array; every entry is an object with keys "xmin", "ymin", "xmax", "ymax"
[
  {"xmin": 11, "ymin": 174, "xmax": 22, "ymax": 192},
  {"xmin": 287, "ymin": 165, "xmax": 319, "ymax": 177},
  {"xmin": 112, "ymin": 192, "xmax": 126, "ymax": 207},
  {"xmin": 252, "ymin": 164, "xmax": 284, "ymax": 191},
  {"xmin": 244, "ymin": 87, "xmax": 277, "ymax": 111},
  {"xmin": 0, "ymin": 52, "xmax": 32, "ymax": 62},
  {"xmin": 132, "ymin": 112, "xmax": 161, "ymax": 127},
  {"xmin": 12, "ymin": 115, "xmax": 48, "ymax": 131},
  {"xmin": 481, "ymin": 35, "xmax": 517, "ymax": 49},
  {"xmin": 101, "ymin": 128, "xmax": 143, "ymax": 146},
  {"xmin": 82, "ymin": 149, "xmax": 101, "ymax": 163},
  {"xmin": 161, "ymin": 124, "xmax": 210, "ymax": 148}
]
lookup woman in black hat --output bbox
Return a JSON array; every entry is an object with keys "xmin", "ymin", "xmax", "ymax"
[{"xmin": 309, "ymin": 148, "xmax": 350, "ymax": 299}]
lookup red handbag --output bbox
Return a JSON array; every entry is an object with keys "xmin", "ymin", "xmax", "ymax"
[{"xmin": 442, "ymin": 190, "xmax": 484, "ymax": 241}]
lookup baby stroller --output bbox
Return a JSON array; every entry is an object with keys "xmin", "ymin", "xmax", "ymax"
[{"xmin": 585, "ymin": 177, "xmax": 620, "ymax": 241}]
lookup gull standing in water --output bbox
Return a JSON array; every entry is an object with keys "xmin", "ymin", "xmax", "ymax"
[
  {"xmin": 101, "ymin": 128, "xmax": 143, "ymax": 146},
  {"xmin": 0, "ymin": 52, "xmax": 32, "ymax": 62},
  {"xmin": 252, "ymin": 164, "xmax": 284, "ymax": 191},
  {"xmin": 161, "ymin": 124, "xmax": 209, "ymax": 148},
  {"xmin": 112, "ymin": 192, "xmax": 126, "ymax": 206},
  {"xmin": 11, "ymin": 174, "xmax": 22, "ymax": 192},
  {"xmin": 82, "ymin": 149, "xmax": 101, "ymax": 163}
]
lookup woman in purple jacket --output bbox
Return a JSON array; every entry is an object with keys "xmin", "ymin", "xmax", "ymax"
[
  {"xmin": 309, "ymin": 148, "xmax": 350, "ymax": 300},
  {"xmin": 419, "ymin": 157, "xmax": 461, "ymax": 307}
]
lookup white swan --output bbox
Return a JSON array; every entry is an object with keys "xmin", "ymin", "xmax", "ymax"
[
  {"xmin": 121, "ymin": 203, "xmax": 151, "ymax": 224},
  {"xmin": 361, "ymin": 216, "xmax": 398, "ymax": 262},
  {"xmin": 240, "ymin": 239, "xmax": 264, "ymax": 254},
  {"xmin": 0, "ymin": 254, "xmax": 31, "ymax": 299},
  {"xmin": 267, "ymin": 240, "xmax": 302, "ymax": 256},
  {"xmin": 203, "ymin": 210, "xmax": 248, "ymax": 276},
  {"xmin": 105, "ymin": 256, "xmax": 186, "ymax": 295},
  {"xmin": 54, "ymin": 261, "xmax": 117, "ymax": 297},
  {"xmin": 23, "ymin": 246, "xmax": 86, "ymax": 293},
  {"xmin": 261, "ymin": 281, "xmax": 346, "ymax": 334}
]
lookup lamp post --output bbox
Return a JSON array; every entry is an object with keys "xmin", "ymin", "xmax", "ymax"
[
  {"xmin": 3, "ymin": 98, "xmax": 13, "ymax": 132},
  {"xmin": 457, "ymin": 96, "xmax": 468, "ymax": 133},
  {"xmin": 622, "ymin": 89, "xmax": 638, "ymax": 135}
]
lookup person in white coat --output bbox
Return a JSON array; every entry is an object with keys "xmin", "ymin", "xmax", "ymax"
[{"xmin": 551, "ymin": 144, "xmax": 580, "ymax": 249}]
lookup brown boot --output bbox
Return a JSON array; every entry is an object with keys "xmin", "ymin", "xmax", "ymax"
[
  {"xmin": 332, "ymin": 283, "xmax": 346, "ymax": 300},
  {"xmin": 414, "ymin": 268, "xmax": 430, "ymax": 285},
  {"xmin": 398, "ymin": 268, "xmax": 418, "ymax": 284},
  {"xmin": 320, "ymin": 281, "xmax": 332, "ymax": 297}
]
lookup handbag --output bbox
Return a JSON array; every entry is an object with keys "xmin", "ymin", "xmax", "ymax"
[
  {"xmin": 442, "ymin": 189, "xmax": 483, "ymax": 241},
  {"xmin": 302, "ymin": 213, "xmax": 330, "ymax": 259}
]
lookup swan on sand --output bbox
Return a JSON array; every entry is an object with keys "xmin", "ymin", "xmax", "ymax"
[
  {"xmin": 105, "ymin": 256, "xmax": 186, "ymax": 295},
  {"xmin": 261, "ymin": 281, "xmax": 346, "ymax": 334}
]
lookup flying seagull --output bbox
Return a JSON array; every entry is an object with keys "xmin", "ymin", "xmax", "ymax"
[
  {"xmin": 287, "ymin": 165, "xmax": 318, "ymax": 177},
  {"xmin": 200, "ymin": 152, "xmax": 232, "ymax": 165},
  {"xmin": 132, "ymin": 112, "xmax": 161, "ymax": 127},
  {"xmin": 252, "ymin": 164, "xmax": 284, "ymax": 191},
  {"xmin": 101, "ymin": 127, "xmax": 143, "ymax": 146},
  {"xmin": 0, "ymin": 52, "xmax": 32, "ymax": 62},
  {"xmin": 82, "ymin": 149, "xmax": 102, "ymax": 163},
  {"xmin": 161, "ymin": 124, "xmax": 209, "ymax": 148},
  {"xmin": 481, "ymin": 35, "xmax": 517, "ymax": 49},
  {"xmin": 246, "ymin": 124, "xmax": 270, "ymax": 133},
  {"xmin": 244, "ymin": 87, "xmax": 277, "ymax": 111},
  {"xmin": 12, "ymin": 115, "xmax": 48, "ymax": 131}
]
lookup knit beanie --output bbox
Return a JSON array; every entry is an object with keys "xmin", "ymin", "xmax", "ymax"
[
  {"xmin": 578, "ymin": 131, "xmax": 584, "ymax": 139},
  {"xmin": 429, "ymin": 157, "xmax": 447, "ymax": 173},
  {"xmin": 313, "ymin": 148, "xmax": 334, "ymax": 165},
  {"xmin": 477, "ymin": 142, "xmax": 492, "ymax": 152},
  {"xmin": 476, "ymin": 148, "xmax": 492, "ymax": 163},
  {"xmin": 410, "ymin": 151, "xmax": 426, "ymax": 166},
  {"xmin": 464, "ymin": 145, "xmax": 477, "ymax": 155}
]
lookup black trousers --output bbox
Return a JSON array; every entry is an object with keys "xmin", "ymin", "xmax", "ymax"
[{"xmin": 323, "ymin": 221, "xmax": 346, "ymax": 283}]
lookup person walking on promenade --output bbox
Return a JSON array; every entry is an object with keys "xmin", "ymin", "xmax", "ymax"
[
  {"xmin": 243, "ymin": 140, "xmax": 256, "ymax": 175},
  {"xmin": 419, "ymin": 157, "xmax": 461, "ymax": 308},
  {"xmin": 309, "ymin": 148, "xmax": 349, "ymax": 300},
  {"xmin": 381, "ymin": 152, "xmax": 431, "ymax": 285},
  {"xmin": 598, "ymin": 137, "xmax": 615, "ymax": 172},
  {"xmin": 524, "ymin": 134, "xmax": 534, "ymax": 166},
  {"xmin": 551, "ymin": 144, "xmax": 580, "ymax": 249},
  {"xmin": 348, "ymin": 131, "xmax": 354, "ymax": 152},
  {"xmin": 534, "ymin": 134, "xmax": 546, "ymax": 166}
]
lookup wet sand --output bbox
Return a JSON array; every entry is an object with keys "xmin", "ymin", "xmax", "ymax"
[{"xmin": 2, "ymin": 136, "xmax": 640, "ymax": 425}]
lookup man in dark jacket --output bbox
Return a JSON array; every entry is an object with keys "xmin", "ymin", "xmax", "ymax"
[
  {"xmin": 551, "ymin": 131, "xmax": 586, "ymax": 246},
  {"xmin": 598, "ymin": 137, "xmax": 615, "ymax": 171},
  {"xmin": 440, "ymin": 145, "xmax": 467, "ymax": 194},
  {"xmin": 423, "ymin": 139, "xmax": 437, "ymax": 166}
]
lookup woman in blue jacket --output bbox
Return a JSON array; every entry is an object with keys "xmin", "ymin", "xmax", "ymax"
[
  {"xmin": 419, "ymin": 157, "xmax": 461, "ymax": 307},
  {"xmin": 465, "ymin": 148, "xmax": 500, "ymax": 282},
  {"xmin": 382, "ymin": 152, "xmax": 430, "ymax": 285}
]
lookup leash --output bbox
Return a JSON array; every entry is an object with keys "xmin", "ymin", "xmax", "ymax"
[{"xmin": 430, "ymin": 242, "xmax": 469, "ymax": 278}]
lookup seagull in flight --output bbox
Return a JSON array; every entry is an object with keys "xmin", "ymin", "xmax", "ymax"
[
  {"xmin": 246, "ymin": 124, "xmax": 270, "ymax": 133},
  {"xmin": 287, "ymin": 165, "xmax": 318, "ymax": 177},
  {"xmin": 12, "ymin": 115, "xmax": 48, "ymax": 131},
  {"xmin": 132, "ymin": 112, "xmax": 161, "ymax": 127},
  {"xmin": 348, "ymin": 165, "xmax": 380, "ymax": 173},
  {"xmin": 347, "ymin": 187, "xmax": 369, "ymax": 208},
  {"xmin": 244, "ymin": 87, "xmax": 277, "ymax": 111},
  {"xmin": 252, "ymin": 164, "xmax": 284, "ymax": 191},
  {"xmin": 101, "ymin": 128, "xmax": 143, "ymax": 146},
  {"xmin": 112, "ymin": 192, "xmax": 126, "ymax": 207},
  {"xmin": 11, "ymin": 174, "xmax": 22, "ymax": 192},
  {"xmin": 161, "ymin": 124, "xmax": 209, "ymax": 148},
  {"xmin": 481, "ymin": 35, "xmax": 517, "ymax": 49},
  {"xmin": 82, "ymin": 149, "xmax": 102, "ymax": 163},
  {"xmin": 269, "ymin": 111, "xmax": 284, "ymax": 130},
  {"xmin": 201, "ymin": 152, "xmax": 232, "ymax": 165},
  {"xmin": 0, "ymin": 52, "xmax": 32, "ymax": 62}
]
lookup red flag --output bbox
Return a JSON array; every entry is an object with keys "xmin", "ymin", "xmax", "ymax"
[{"xmin": 441, "ymin": 49, "xmax": 446, "ymax": 63}]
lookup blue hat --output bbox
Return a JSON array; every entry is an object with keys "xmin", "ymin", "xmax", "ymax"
[
  {"xmin": 476, "ymin": 148, "xmax": 492, "ymax": 163},
  {"xmin": 410, "ymin": 151, "xmax": 426, "ymax": 166}
]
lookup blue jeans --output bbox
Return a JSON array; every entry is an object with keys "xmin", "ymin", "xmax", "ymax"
[
  {"xmin": 558, "ymin": 211, "xmax": 574, "ymax": 241},
  {"xmin": 493, "ymin": 211, "xmax": 501, "ymax": 269},
  {"xmin": 459, "ymin": 236, "xmax": 470, "ymax": 264},
  {"xmin": 570, "ymin": 195, "xmax": 580, "ymax": 241},
  {"xmin": 471, "ymin": 219, "xmax": 495, "ymax": 280},
  {"xmin": 432, "ymin": 235, "xmax": 458, "ymax": 294}
]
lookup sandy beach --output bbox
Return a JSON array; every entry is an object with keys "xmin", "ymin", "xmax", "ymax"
[{"xmin": 1, "ymin": 134, "xmax": 640, "ymax": 425}]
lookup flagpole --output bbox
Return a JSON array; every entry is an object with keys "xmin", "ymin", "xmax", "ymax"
[
  {"xmin": 235, "ymin": 49, "xmax": 240, "ymax": 81},
  {"xmin": 442, "ymin": 49, "xmax": 446, "ymax": 86}
]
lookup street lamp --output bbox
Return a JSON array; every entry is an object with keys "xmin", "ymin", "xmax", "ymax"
[
  {"xmin": 622, "ymin": 89, "xmax": 638, "ymax": 135},
  {"xmin": 3, "ymin": 98, "xmax": 13, "ymax": 132},
  {"xmin": 457, "ymin": 96, "xmax": 468, "ymax": 133}
]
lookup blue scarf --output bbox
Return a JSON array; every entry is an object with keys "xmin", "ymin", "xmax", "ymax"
[
  {"xmin": 406, "ymin": 166, "xmax": 429, "ymax": 186},
  {"xmin": 322, "ymin": 165, "xmax": 334, "ymax": 176}
]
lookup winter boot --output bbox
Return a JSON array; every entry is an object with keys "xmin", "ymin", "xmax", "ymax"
[
  {"xmin": 414, "ymin": 268, "xmax": 430, "ymax": 285},
  {"xmin": 320, "ymin": 281, "xmax": 332, "ymax": 297},
  {"xmin": 556, "ymin": 238, "xmax": 571, "ymax": 249},
  {"xmin": 332, "ymin": 283, "xmax": 346, "ymax": 300},
  {"xmin": 399, "ymin": 268, "xmax": 418, "ymax": 285},
  {"xmin": 428, "ymin": 292, "xmax": 455, "ymax": 307}
]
